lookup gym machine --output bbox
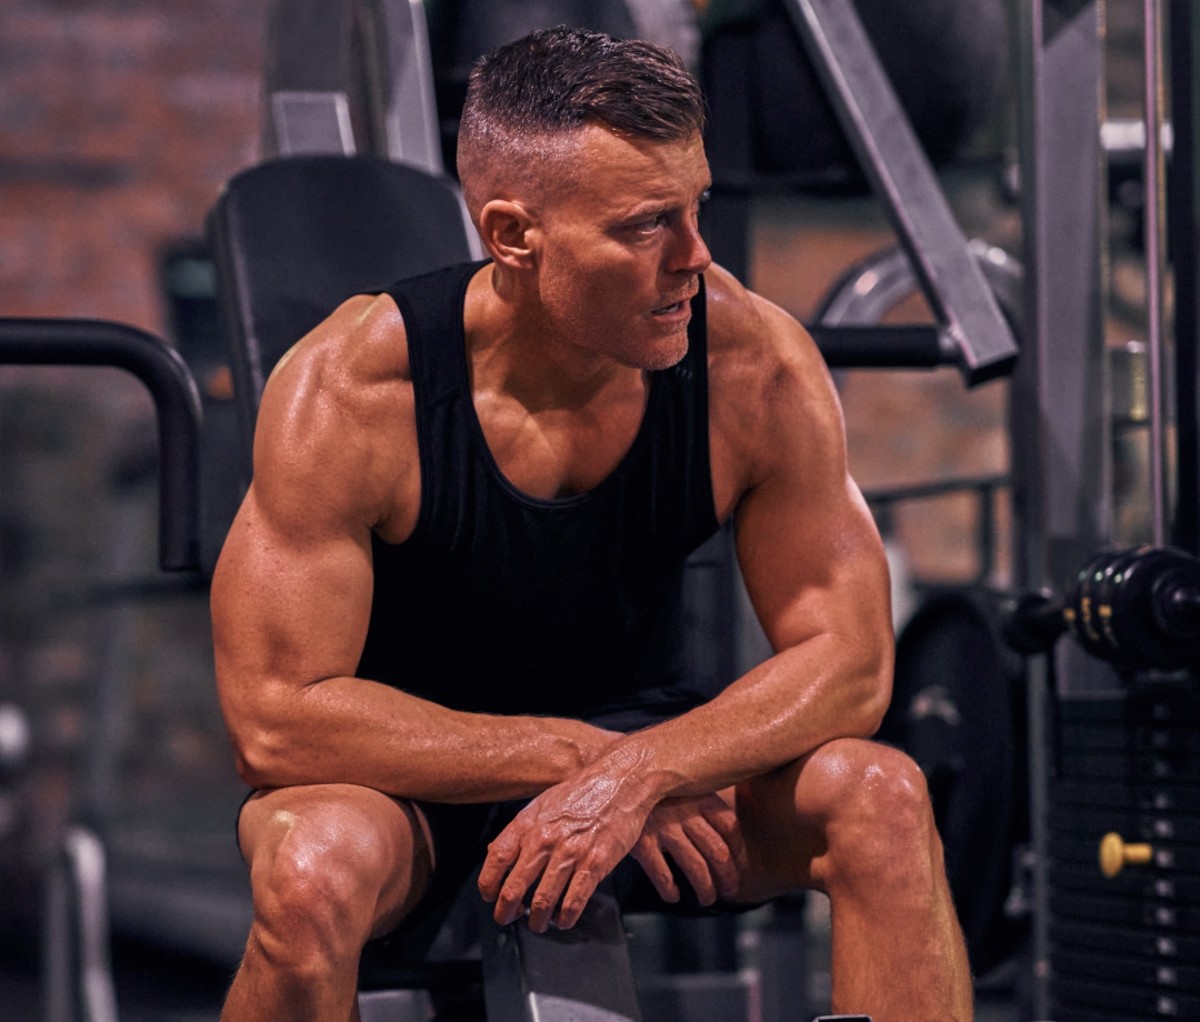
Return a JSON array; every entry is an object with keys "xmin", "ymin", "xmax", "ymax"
[
  {"xmin": 1005, "ymin": 0, "xmax": 1200, "ymax": 1019},
  {"xmin": 0, "ymin": 319, "xmax": 204, "ymax": 1022}
]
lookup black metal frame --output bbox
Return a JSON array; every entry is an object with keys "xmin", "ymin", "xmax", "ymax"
[{"xmin": 0, "ymin": 319, "xmax": 203, "ymax": 572}]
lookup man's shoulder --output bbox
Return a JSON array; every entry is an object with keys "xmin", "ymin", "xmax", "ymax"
[
  {"xmin": 270, "ymin": 291, "xmax": 413, "ymax": 398},
  {"xmin": 251, "ymin": 290, "xmax": 420, "ymax": 531},
  {"xmin": 703, "ymin": 265, "xmax": 824, "ymax": 391},
  {"xmin": 255, "ymin": 292, "xmax": 417, "ymax": 463},
  {"xmin": 702, "ymin": 264, "xmax": 845, "ymax": 509}
]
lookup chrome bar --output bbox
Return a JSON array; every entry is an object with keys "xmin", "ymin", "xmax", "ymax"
[{"xmin": 1143, "ymin": 0, "xmax": 1170, "ymax": 547}]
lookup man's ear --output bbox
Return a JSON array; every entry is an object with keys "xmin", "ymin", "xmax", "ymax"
[{"xmin": 477, "ymin": 199, "xmax": 538, "ymax": 269}]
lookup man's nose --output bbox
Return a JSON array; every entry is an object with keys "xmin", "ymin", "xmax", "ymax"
[{"xmin": 668, "ymin": 220, "xmax": 712, "ymax": 275}]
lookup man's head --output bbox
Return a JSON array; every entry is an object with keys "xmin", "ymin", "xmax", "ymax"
[
  {"xmin": 458, "ymin": 26, "xmax": 711, "ymax": 371},
  {"xmin": 456, "ymin": 26, "xmax": 705, "ymax": 224}
]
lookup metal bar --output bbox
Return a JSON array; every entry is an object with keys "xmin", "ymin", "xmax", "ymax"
[
  {"xmin": 1169, "ymin": 0, "xmax": 1199, "ymax": 553},
  {"xmin": 782, "ymin": 0, "xmax": 1019, "ymax": 386},
  {"xmin": 67, "ymin": 828, "xmax": 119, "ymax": 1022},
  {"xmin": 262, "ymin": 0, "xmax": 358, "ymax": 156},
  {"xmin": 1025, "ymin": 654, "xmax": 1052, "ymax": 1020},
  {"xmin": 1013, "ymin": 0, "xmax": 1111, "ymax": 592},
  {"xmin": 359, "ymin": 0, "xmax": 444, "ymax": 173},
  {"xmin": 0, "ymin": 318, "xmax": 203, "ymax": 571},
  {"xmin": 808, "ymin": 324, "xmax": 950, "ymax": 369},
  {"xmin": 479, "ymin": 881, "xmax": 641, "ymax": 1022},
  {"xmin": 1013, "ymin": 1, "xmax": 1111, "ymax": 1014},
  {"xmin": 1143, "ymin": 0, "xmax": 1169, "ymax": 547},
  {"xmin": 864, "ymin": 473, "xmax": 1009, "ymax": 507},
  {"xmin": 815, "ymin": 240, "xmax": 1024, "ymax": 335}
]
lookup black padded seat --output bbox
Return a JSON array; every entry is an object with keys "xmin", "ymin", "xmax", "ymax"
[{"xmin": 207, "ymin": 153, "xmax": 477, "ymax": 472}]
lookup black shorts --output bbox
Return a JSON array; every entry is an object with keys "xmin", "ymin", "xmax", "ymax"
[
  {"xmin": 359, "ymin": 793, "xmax": 758, "ymax": 978},
  {"xmin": 242, "ymin": 678, "xmax": 746, "ymax": 960}
]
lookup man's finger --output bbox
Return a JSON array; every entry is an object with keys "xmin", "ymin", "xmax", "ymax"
[
  {"xmin": 665, "ymin": 830, "xmax": 719, "ymax": 905},
  {"xmin": 701, "ymin": 799, "xmax": 748, "ymax": 867},
  {"xmin": 478, "ymin": 833, "xmax": 519, "ymax": 902},
  {"xmin": 554, "ymin": 865, "xmax": 601, "ymax": 930},
  {"xmin": 681, "ymin": 817, "xmax": 739, "ymax": 900},
  {"xmin": 527, "ymin": 856, "xmax": 575, "ymax": 933},
  {"xmin": 631, "ymin": 839, "xmax": 681, "ymax": 903}
]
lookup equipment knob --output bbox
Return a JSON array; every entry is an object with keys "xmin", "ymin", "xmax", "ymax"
[{"xmin": 1099, "ymin": 831, "xmax": 1153, "ymax": 878}]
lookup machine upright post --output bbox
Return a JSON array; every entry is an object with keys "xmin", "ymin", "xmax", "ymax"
[
  {"xmin": 1013, "ymin": 1, "xmax": 1111, "ymax": 1016},
  {"xmin": 1169, "ymin": 0, "xmax": 1200, "ymax": 553},
  {"xmin": 1142, "ymin": 0, "xmax": 1170, "ymax": 547}
]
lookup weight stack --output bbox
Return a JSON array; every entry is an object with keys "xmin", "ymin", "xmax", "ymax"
[{"xmin": 1048, "ymin": 685, "xmax": 1200, "ymax": 1021}]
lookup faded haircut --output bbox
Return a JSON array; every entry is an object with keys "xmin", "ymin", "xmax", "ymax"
[{"xmin": 456, "ymin": 25, "xmax": 705, "ymax": 219}]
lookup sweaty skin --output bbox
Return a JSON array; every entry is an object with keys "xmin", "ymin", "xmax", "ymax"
[{"xmin": 212, "ymin": 125, "xmax": 972, "ymax": 1021}]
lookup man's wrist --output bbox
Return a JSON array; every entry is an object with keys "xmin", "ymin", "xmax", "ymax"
[{"xmin": 591, "ymin": 735, "xmax": 680, "ymax": 812}]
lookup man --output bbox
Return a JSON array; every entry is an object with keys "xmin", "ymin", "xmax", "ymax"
[{"xmin": 210, "ymin": 26, "xmax": 972, "ymax": 1022}]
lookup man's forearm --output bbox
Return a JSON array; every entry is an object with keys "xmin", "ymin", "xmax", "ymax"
[
  {"xmin": 222, "ymin": 672, "xmax": 620, "ymax": 802},
  {"xmin": 597, "ymin": 634, "xmax": 890, "ymax": 804}
]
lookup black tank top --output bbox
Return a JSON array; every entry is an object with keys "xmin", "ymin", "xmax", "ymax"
[{"xmin": 357, "ymin": 261, "xmax": 720, "ymax": 724}]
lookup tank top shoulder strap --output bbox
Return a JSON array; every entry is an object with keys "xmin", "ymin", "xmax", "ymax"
[
  {"xmin": 378, "ymin": 260, "xmax": 484, "ymax": 538},
  {"xmin": 381, "ymin": 260, "xmax": 482, "ymax": 401}
]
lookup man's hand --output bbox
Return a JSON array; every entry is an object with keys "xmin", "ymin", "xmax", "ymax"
[
  {"xmin": 631, "ymin": 793, "xmax": 746, "ymax": 906},
  {"xmin": 478, "ymin": 761, "xmax": 654, "ymax": 933}
]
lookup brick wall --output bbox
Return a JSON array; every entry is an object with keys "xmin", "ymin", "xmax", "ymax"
[
  {"xmin": 0, "ymin": 0, "xmax": 269, "ymax": 886},
  {"xmin": 1, "ymin": 0, "xmax": 265, "ymax": 330}
]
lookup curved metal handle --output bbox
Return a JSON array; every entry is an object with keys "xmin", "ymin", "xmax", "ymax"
[{"xmin": 0, "ymin": 318, "xmax": 203, "ymax": 571}]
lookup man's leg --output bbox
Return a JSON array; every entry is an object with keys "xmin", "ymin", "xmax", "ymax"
[
  {"xmin": 734, "ymin": 738, "xmax": 972, "ymax": 1022},
  {"xmin": 221, "ymin": 783, "xmax": 436, "ymax": 1022}
]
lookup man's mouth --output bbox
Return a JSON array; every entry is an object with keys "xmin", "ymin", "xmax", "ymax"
[{"xmin": 652, "ymin": 290, "xmax": 696, "ymax": 315}]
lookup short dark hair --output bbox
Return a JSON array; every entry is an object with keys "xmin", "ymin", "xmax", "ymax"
[
  {"xmin": 456, "ymin": 26, "xmax": 705, "ymax": 217},
  {"xmin": 460, "ymin": 25, "xmax": 704, "ymax": 144}
]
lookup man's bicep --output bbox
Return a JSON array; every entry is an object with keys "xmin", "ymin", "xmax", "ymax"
[
  {"xmin": 730, "ymin": 331, "xmax": 891, "ymax": 658},
  {"xmin": 736, "ymin": 469, "xmax": 890, "ymax": 655},
  {"xmin": 211, "ymin": 484, "xmax": 376, "ymax": 703}
]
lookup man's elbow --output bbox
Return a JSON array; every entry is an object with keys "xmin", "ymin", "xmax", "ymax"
[
  {"xmin": 223, "ymin": 711, "xmax": 295, "ymax": 789},
  {"xmin": 851, "ymin": 641, "xmax": 894, "ymax": 738}
]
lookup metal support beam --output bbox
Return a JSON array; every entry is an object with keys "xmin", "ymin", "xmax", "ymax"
[
  {"xmin": 262, "ymin": 0, "xmax": 358, "ymax": 156},
  {"xmin": 359, "ymin": 0, "xmax": 444, "ymax": 173},
  {"xmin": 782, "ymin": 0, "xmax": 1019, "ymax": 387},
  {"xmin": 1012, "ymin": 4, "xmax": 1110, "ymax": 1018},
  {"xmin": 1169, "ymin": 0, "xmax": 1200, "ymax": 553},
  {"xmin": 1013, "ymin": 0, "xmax": 1111, "ymax": 594},
  {"xmin": 262, "ymin": 0, "xmax": 444, "ymax": 170}
]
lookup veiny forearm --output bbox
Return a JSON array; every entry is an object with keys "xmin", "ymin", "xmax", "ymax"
[
  {"xmin": 222, "ymin": 671, "xmax": 618, "ymax": 803},
  {"xmin": 596, "ymin": 632, "xmax": 891, "ymax": 805}
]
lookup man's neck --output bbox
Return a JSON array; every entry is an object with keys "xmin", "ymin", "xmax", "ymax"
[{"xmin": 464, "ymin": 263, "xmax": 644, "ymax": 414}]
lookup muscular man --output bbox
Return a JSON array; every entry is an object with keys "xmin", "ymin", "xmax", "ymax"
[{"xmin": 211, "ymin": 26, "xmax": 972, "ymax": 1022}]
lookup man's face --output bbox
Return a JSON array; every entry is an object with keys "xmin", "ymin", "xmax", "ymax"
[{"xmin": 532, "ymin": 126, "xmax": 713, "ymax": 372}]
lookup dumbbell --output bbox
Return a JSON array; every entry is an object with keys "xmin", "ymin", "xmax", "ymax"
[{"xmin": 1002, "ymin": 545, "xmax": 1200, "ymax": 670}]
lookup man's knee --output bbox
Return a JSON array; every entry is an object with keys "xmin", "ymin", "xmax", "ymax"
[
  {"xmin": 244, "ymin": 788, "xmax": 429, "ymax": 968},
  {"xmin": 811, "ymin": 740, "xmax": 941, "ymax": 890}
]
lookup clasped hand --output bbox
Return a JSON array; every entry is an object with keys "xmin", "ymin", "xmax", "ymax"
[{"xmin": 477, "ymin": 766, "xmax": 745, "ymax": 933}]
